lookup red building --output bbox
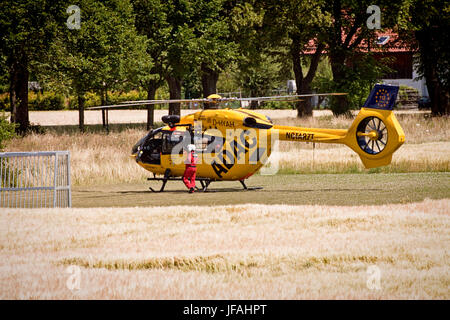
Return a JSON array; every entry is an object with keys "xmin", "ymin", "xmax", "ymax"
[{"xmin": 305, "ymin": 31, "xmax": 427, "ymax": 98}]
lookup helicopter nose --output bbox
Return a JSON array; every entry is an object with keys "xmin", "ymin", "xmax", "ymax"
[
  {"xmin": 131, "ymin": 139, "xmax": 143, "ymax": 155},
  {"xmin": 131, "ymin": 144, "xmax": 139, "ymax": 155}
]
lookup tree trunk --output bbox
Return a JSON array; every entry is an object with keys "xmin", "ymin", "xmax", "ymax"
[
  {"xmin": 77, "ymin": 94, "xmax": 85, "ymax": 132},
  {"xmin": 298, "ymin": 82, "xmax": 313, "ymax": 116},
  {"xmin": 291, "ymin": 39, "xmax": 305, "ymax": 117},
  {"xmin": 201, "ymin": 63, "xmax": 220, "ymax": 98},
  {"xmin": 100, "ymin": 88, "xmax": 106, "ymax": 106},
  {"xmin": 249, "ymin": 100, "xmax": 259, "ymax": 109},
  {"xmin": 9, "ymin": 54, "xmax": 29, "ymax": 133},
  {"xmin": 424, "ymin": 70, "xmax": 449, "ymax": 116},
  {"xmin": 291, "ymin": 39, "xmax": 323, "ymax": 117},
  {"xmin": 166, "ymin": 75, "xmax": 182, "ymax": 116},
  {"xmin": 146, "ymin": 81, "xmax": 158, "ymax": 129},
  {"xmin": 425, "ymin": 68, "xmax": 440, "ymax": 116},
  {"xmin": 329, "ymin": 51, "xmax": 350, "ymax": 116},
  {"xmin": 416, "ymin": 29, "xmax": 449, "ymax": 116},
  {"xmin": 444, "ymin": 89, "xmax": 450, "ymax": 115},
  {"xmin": 249, "ymin": 89, "xmax": 259, "ymax": 109}
]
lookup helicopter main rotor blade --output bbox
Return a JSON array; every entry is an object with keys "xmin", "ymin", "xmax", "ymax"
[
  {"xmin": 87, "ymin": 92, "xmax": 347, "ymax": 110},
  {"xmin": 88, "ymin": 99, "xmax": 206, "ymax": 110},
  {"xmin": 118, "ymin": 98, "xmax": 208, "ymax": 104},
  {"xmin": 235, "ymin": 92, "xmax": 347, "ymax": 102}
]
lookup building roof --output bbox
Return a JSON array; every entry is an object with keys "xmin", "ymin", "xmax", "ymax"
[{"xmin": 305, "ymin": 30, "xmax": 412, "ymax": 55}]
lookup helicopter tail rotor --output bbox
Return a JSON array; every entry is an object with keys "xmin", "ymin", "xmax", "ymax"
[{"xmin": 344, "ymin": 84, "xmax": 405, "ymax": 168}]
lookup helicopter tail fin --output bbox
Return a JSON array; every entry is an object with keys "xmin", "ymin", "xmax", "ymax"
[
  {"xmin": 361, "ymin": 83, "xmax": 399, "ymax": 111},
  {"xmin": 343, "ymin": 84, "xmax": 405, "ymax": 168}
]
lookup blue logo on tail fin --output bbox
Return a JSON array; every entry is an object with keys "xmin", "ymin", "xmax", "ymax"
[{"xmin": 363, "ymin": 84, "xmax": 399, "ymax": 110}]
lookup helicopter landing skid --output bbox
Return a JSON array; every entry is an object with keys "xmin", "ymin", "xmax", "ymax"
[
  {"xmin": 147, "ymin": 172, "xmax": 215, "ymax": 193},
  {"xmin": 147, "ymin": 175, "xmax": 262, "ymax": 193},
  {"xmin": 148, "ymin": 169, "xmax": 172, "ymax": 192},
  {"xmin": 239, "ymin": 180, "xmax": 263, "ymax": 191},
  {"xmin": 195, "ymin": 179, "xmax": 262, "ymax": 192}
]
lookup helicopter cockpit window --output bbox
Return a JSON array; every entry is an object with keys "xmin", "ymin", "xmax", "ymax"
[
  {"xmin": 194, "ymin": 136, "xmax": 210, "ymax": 151},
  {"xmin": 162, "ymin": 131, "xmax": 189, "ymax": 154},
  {"xmin": 137, "ymin": 129, "xmax": 163, "ymax": 164},
  {"xmin": 194, "ymin": 134, "xmax": 223, "ymax": 154},
  {"xmin": 152, "ymin": 131, "xmax": 162, "ymax": 140}
]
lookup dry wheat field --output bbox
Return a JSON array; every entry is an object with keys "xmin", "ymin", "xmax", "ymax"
[
  {"xmin": 0, "ymin": 199, "xmax": 448, "ymax": 299},
  {"xmin": 1, "ymin": 110, "xmax": 449, "ymax": 300}
]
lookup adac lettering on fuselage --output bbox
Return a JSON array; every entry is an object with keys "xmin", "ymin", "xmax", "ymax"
[
  {"xmin": 213, "ymin": 119, "xmax": 235, "ymax": 128},
  {"xmin": 211, "ymin": 130, "xmax": 266, "ymax": 179},
  {"xmin": 285, "ymin": 132, "xmax": 314, "ymax": 141}
]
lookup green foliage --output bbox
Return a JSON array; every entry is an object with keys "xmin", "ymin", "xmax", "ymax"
[
  {"xmin": 0, "ymin": 93, "xmax": 9, "ymax": 111},
  {"xmin": 37, "ymin": 0, "xmax": 152, "ymax": 99},
  {"xmin": 183, "ymin": 67, "xmax": 203, "ymax": 99},
  {"xmin": 190, "ymin": 0, "xmax": 238, "ymax": 72},
  {"xmin": 28, "ymin": 92, "xmax": 65, "ymax": 111},
  {"xmin": 403, "ymin": 0, "xmax": 449, "ymax": 115},
  {"xmin": 67, "ymin": 90, "xmax": 151, "ymax": 110},
  {"xmin": 259, "ymin": 101, "xmax": 295, "ymax": 109},
  {"xmin": 396, "ymin": 85, "xmax": 419, "ymax": 108},
  {"xmin": 318, "ymin": 0, "xmax": 406, "ymax": 116},
  {"xmin": 2, "ymin": 0, "xmax": 445, "ymax": 121},
  {"xmin": 84, "ymin": 92, "xmax": 102, "ymax": 109},
  {"xmin": 234, "ymin": 54, "xmax": 282, "ymax": 98},
  {"xmin": 133, "ymin": 0, "xmax": 237, "ymax": 100},
  {"xmin": 0, "ymin": 55, "xmax": 8, "ymax": 94},
  {"xmin": 229, "ymin": 3, "xmax": 288, "ymax": 99},
  {"xmin": 313, "ymin": 54, "xmax": 393, "ymax": 114},
  {"xmin": 1, "ymin": 92, "xmax": 66, "ymax": 111},
  {"xmin": 408, "ymin": 0, "xmax": 449, "ymax": 88},
  {"xmin": 398, "ymin": 85, "xmax": 419, "ymax": 98},
  {"xmin": 0, "ymin": 113, "xmax": 16, "ymax": 150},
  {"xmin": 0, "ymin": 0, "xmax": 67, "ymax": 131}
]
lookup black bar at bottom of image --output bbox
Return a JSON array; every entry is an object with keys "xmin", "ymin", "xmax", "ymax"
[{"xmin": 0, "ymin": 300, "xmax": 447, "ymax": 318}]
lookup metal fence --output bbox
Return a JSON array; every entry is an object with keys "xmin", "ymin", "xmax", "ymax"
[{"xmin": 0, "ymin": 151, "xmax": 71, "ymax": 208}]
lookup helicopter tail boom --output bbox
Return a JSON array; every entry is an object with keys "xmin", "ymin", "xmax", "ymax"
[
  {"xmin": 274, "ymin": 84, "xmax": 405, "ymax": 169},
  {"xmin": 275, "ymin": 126, "xmax": 347, "ymax": 144}
]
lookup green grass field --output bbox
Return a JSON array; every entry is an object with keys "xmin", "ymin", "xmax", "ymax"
[{"xmin": 72, "ymin": 172, "xmax": 450, "ymax": 207}]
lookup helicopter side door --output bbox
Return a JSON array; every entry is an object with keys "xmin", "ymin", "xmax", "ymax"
[
  {"xmin": 159, "ymin": 130, "xmax": 192, "ymax": 175},
  {"xmin": 161, "ymin": 130, "xmax": 191, "ymax": 155}
]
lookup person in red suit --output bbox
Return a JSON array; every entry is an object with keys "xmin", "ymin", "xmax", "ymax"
[{"xmin": 183, "ymin": 144, "xmax": 197, "ymax": 193}]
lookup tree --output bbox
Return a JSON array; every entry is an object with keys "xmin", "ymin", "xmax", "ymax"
[
  {"xmin": 163, "ymin": 0, "xmax": 200, "ymax": 115},
  {"xmin": 0, "ymin": 112, "xmax": 16, "ymax": 150},
  {"xmin": 191, "ymin": 0, "xmax": 237, "ymax": 97},
  {"xmin": 133, "ymin": 0, "xmax": 239, "ymax": 117},
  {"xmin": 133, "ymin": 0, "xmax": 197, "ymax": 116},
  {"xmin": 322, "ymin": 0, "xmax": 404, "ymax": 115},
  {"xmin": 234, "ymin": 53, "xmax": 281, "ymax": 108},
  {"xmin": 0, "ymin": 0, "xmax": 66, "ymax": 133},
  {"xmin": 132, "ymin": 0, "xmax": 169, "ymax": 126},
  {"xmin": 39, "ymin": 0, "xmax": 151, "ymax": 131},
  {"xmin": 229, "ymin": 2, "xmax": 284, "ymax": 108},
  {"xmin": 258, "ymin": 0, "xmax": 332, "ymax": 117},
  {"xmin": 407, "ymin": 0, "xmax": 449, "ymax": 115}
]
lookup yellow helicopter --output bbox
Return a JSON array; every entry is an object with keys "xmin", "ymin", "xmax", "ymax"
[{"xmin": 90, "ymin": 84, "xmax": 405, "ymax": 192}]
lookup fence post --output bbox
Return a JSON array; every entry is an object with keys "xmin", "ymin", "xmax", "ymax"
[{"xmin": 53, "ymin": 152, "xmax": 58, "ymax": 208}]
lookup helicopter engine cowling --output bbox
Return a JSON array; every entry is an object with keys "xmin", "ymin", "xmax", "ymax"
[{"xmin": 162, "ymin": 115, "xmax": 180, "ymax": 127}]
